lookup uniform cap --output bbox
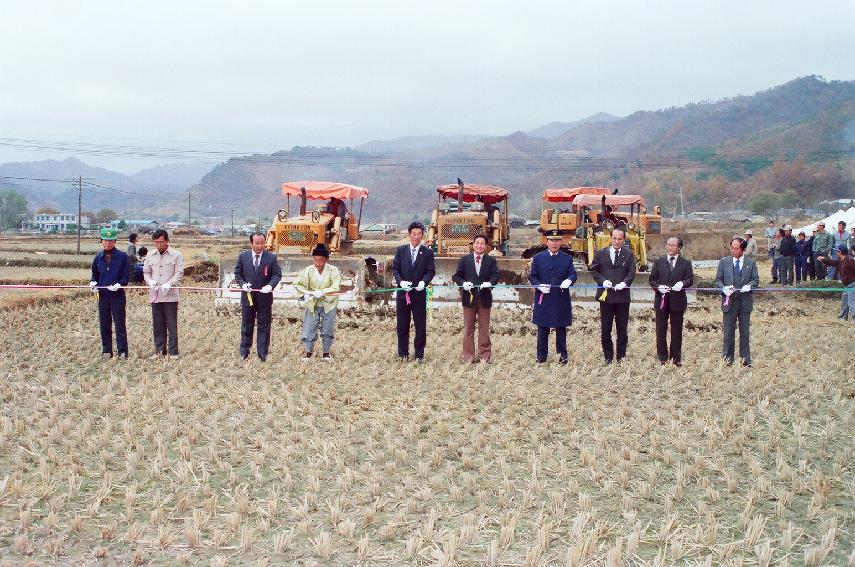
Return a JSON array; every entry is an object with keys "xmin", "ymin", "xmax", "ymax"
[{"xmin": 100, "ymin": 228, "xmax": 118, "ymax": 240}]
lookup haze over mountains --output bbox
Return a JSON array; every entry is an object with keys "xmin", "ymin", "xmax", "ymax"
[{"xmin": 2, "ymin": 76, "xmax": 854, "ymax": 222}]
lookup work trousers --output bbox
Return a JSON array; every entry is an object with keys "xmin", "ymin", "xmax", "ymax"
[
  {"xmin": 771, "ymin": 257, "xmax": 780, "ymax": 281},
  {"xmin": 151, "ymin": 302, "xmax": 179, "ymax": 356},
  {"xmin": 795, "ymin": 256, "xmax": 809, "ymax": 282},
  {"xmin": 396, "ymin": 296, "xmax": 427, "ymax": 359},
  {"xmin": 840, "ymin": 282, "xmax": 855, "ymax": 321},
  {"xmin": 780, "ymin": 256, "xmax": 794, "ymax": 285},
  {"xmin": 98, "ymin": 291, "xmax": 128, "ymax": 356},
  {"xmin": 722, "ymin": 302, "xmax": 751, "ymax": 365},
  {"xmin": 655, "ymin": 308, "xmax": 684, "ymax": 364},
  {"xmin": 462, "ymin": 304, "xmax": 491, "ymax": 362},
  {"xmin": 600, "ymin": 302, "xmax": 630, "ymax": 363},
  {"xmin": 301, "ymin": 305, "xmax": 337, "ymax": 353},
  {"xmin": 536, "ymin": 326, "xmax": 567, "ymax": 362},
  {"xmin": 241, "ymin": 302, "xmax": 273, "ymax": 359},
  {"xmin": 814, "ymin": 257, "xmax": 828, "ymax": 280}
]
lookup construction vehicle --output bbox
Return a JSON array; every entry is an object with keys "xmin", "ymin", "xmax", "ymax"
[
  {"xmin": 523, "ymin": 187, "xmax": 662, "ymax": 271},
  {"xmin": 216, "ymin": 181, "xmax": 375, "ymax": 310},
  {"xmin": 418, "ymin": 179, "xmax": 533, "ymax": 307}
]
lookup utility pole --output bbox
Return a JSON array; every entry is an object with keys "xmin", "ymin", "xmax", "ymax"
[
  {"xmin": 231, "ymin": 207, "xmax": 235, "ymax": 237},
  {"xmin": 187, "ymin": 193, "xmax": 191, "ymax": 229},
  {"xmin": 77, "ymin": 176, "xmax": 83, "ymax": 253},
  {"xmin": 679, "ymin": 186, "xmax": 685, "ymax": 217}
]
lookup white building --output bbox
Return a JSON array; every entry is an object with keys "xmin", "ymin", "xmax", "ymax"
[{"xmin": 30, "ymin": 213, "xmax": 91, "ymax": 232}]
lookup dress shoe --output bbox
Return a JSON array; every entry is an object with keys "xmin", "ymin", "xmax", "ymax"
[
  {"xmin": 321, "ymin": 353, "xmax": 332, "ymax": 361},
  {"xmin": 558, "ymin": 357, "xmax": 568, "ymax": 365},
  {"xmin": 258, "ymin": 355, "xmax": 267, "ymax": 362},
  {"xmin": 414, "ymin": 357, "xmax": 424, "ymax": 364},
  {"xmin": 742, "ymin": 361, "xmax": 752, "ymax": 368},
  {"xmin": 673, "ymin": 361, "xmax": 682, "ymax": 367},
  {"xmin": 241, "ymin": 352, "xmax": 249, "ymax": 360},
  {"xmin": 101, "ymin": 353, "xmax": 113, "ymax": 360},
  {"xmin": 117, "ymin": 352, "xmax": 128, "ymax": 360},
  {"xmin": 168, "ymin": 354, "xmax": 180, "ymax": 360},
  {"xmin": 302, "ymin": 352, "xmax": 313, "ymax": 360}
]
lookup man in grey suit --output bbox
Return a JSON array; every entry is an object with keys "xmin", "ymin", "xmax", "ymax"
[{"xmin": 715, "ymin": 238, "xmax": 760, "ymax": 367}]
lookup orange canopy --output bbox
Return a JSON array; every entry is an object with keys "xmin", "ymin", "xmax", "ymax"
[
  {"xmin": 572, "ymin": 194, "xmax": 646, "ymax": 208},
  {"xmin": 282, "ymin": 181, "xmax": 369, "ymax": 200},
  {"xmin": 542, "ymin": 186, "xmax": 611, "ymax": 203},
  {"xmin": 436, "ymin": 183, "xmax": 508, "ymax": 205}
]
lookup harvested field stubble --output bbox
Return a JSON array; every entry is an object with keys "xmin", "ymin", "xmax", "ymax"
[{"xmin": 0, "ymin": 292, "xmax": 852, "ymax": 566}]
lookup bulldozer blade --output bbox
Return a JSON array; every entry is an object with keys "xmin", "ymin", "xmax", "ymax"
[{"xmin": 216, "ymin": 255, "xmax": 376, "ymax": 311}]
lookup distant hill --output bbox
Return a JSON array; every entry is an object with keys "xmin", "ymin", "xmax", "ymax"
[
  {"xmin": 5, "ymin": 76, "xmax": 854, "ymax": 222},
  {"xmin": 357, "ymin": 134, "xmax": 485, "ymax": 153},
  {"xmin": 0, "ymin": 157, "xmax": 206, "ymax": 216},
  {"xmin": 191, "ymin": 76, "xmax": 855, "ymax": 221},
  {"xmin": 526, "ymin": 112, "xmax": 621, "ymax": 139}
]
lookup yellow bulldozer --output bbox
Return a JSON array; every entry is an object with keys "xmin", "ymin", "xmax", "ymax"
[
  {"xmin": 422, "ymin": 179, "xmax": 533, "ymax": 307},
  {"xmin": 523, "ymin": 187, "xmax": 661, "ymax": 271},
  {"xmin": 216, "ymin": 181, "xmax": 374, "ymax": 309}
]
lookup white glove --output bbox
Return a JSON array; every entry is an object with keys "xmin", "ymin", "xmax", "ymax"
[
  {"xmin": 260, "ymin": 285, "xmax": 272, "ymax": 294},
  {"xmin": 602, "ymin": 280, "xmax": 613, "ymax": 289},
  {"xmin": 148, "ymin": 279, "xmax": 158, "ymax": 289},
  {"xmin": 480, "ymin": 282, "xmax": 491, "ymax": 289},
  {"xmin": 537, "ymin": 284, "xmax": 551, "ymax": 294},
  {"xmin": 399, "ymin": 280, "xmax": 412, "ymax": 291},
  {"xmin": 672, "ymin": 281, "xmax": 684, "ymax": 292},
  {"xmin": 723, "ymin": 285, "xmax": 735, "ymax": 297},
  {"xmin": 462, "ymin": 282, "xmax": 474, "ymax": 291},
  {"xmin": 241, "ymin": 282, "xmax": 252, "ymax": 292},
  {"xmin": 161, "ymin": 282, "xmax": 171, "ymax": 293},
  {"xmin": 740, "ymin": 284, "xmax": 751, "ymax": 293},
  {"xmin": 312, "ymin": 289, "xmax": 324, "ymax": 298},
  {"xmin": 658, "ymin": 285, "xmax": 670, "ymax": 294},
  {"xmin": 415, "ymin": 281, "xmax": 425, "ymax": 291},
  {"xmin": 89, "ymin": 280, "xmax": 98, "ymax": 291},
  {"xmin": 107, "ymin": 283, "xmax": 121, "ymax": 292},
  {"xmin": 303, "ymin": 293, "xmax": 313, "ymax": 301},
  {"xmin": 560, "ymin": 279, "xmax": 572, "ymax": 289},
  {"xmin": 614, "ymin": 282, "xmax": 627, "ymax": 291}
]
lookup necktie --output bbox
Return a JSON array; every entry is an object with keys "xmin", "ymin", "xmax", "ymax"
[
  {"xmin": 254, "ymin": 254, "xmax": 260, "ymax": 270},
  {"xmin": 411, "ymin": 247, "xmax": 417, "ymax": 265},
  {"xmin": 475, "ymin": 255, "xmax": 481, "ymax": 264},
  {"xmin": 734, "ymin": 258, "xmax": 741, "ymax": 280},
  {"xmin": 475, "ymin": 255, "xmax": 481, "ymax": 275},
  {"xmin": 669, "ymin": 257, "xmax": 675, "ymax": 270}
]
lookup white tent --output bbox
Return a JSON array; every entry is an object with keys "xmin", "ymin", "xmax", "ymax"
[{"xmin": 794, "ymin": 207, "xmax": 855, "ymax": 235}]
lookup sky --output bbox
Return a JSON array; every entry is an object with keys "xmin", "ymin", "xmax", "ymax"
[{"xmin": 1, "ymin": 0, "xmax": 853, "ymax": 173}]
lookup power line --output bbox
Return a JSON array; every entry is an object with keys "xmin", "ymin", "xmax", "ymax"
[{"xmin": 83, "ymin": 181, "xmax": 160, "ymax": 198}]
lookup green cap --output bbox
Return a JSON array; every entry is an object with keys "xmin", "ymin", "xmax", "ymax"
[{"xmin": 100, "ymin": 228, "xmax": 118, "ymax": 240}]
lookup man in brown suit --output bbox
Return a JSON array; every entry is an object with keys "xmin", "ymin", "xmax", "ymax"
[
  {"xmin": 452, "ymin": 234, "xmax": 501, "ymax": 363},
  {"xmin": 649, "ymin": 237, "xmax": 694, "ymax": 366}
]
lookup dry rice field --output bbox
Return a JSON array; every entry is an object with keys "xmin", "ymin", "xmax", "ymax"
[
  {"xmin": 0, "ymin": 234, "xmax": 853, "ymax": 566},
  {"xmin": 0, "ymin": 280, "xmax": 853, "ymax": 566}
]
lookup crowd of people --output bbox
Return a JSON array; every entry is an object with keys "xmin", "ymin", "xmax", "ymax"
[{"xmin": 88, "ymin": 222, "xmax": 854, "ymax": 367}]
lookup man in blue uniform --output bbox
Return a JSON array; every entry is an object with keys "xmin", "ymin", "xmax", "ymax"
[
  {"xmin": 89, "ymin": 227, "xmax": 130, "ymax": 359},
  {"xmin": 528, "ymin": 230, "xmax": 577, "ymax": 363}
]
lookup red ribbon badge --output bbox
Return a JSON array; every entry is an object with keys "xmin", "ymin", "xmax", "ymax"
[{"xmin": 264, "ymin": 265, "xmax": 268, "ymax": 277}]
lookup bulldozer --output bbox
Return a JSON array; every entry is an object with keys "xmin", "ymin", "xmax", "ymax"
[
  {"xmin": 216, "ymin": 181, "xmax": 375, "ymax": 310},
  {"xmin": 418, "ymin": 179, "xmax": 533, "ymax": 307},
  {"xmin": 523, "ymin": 187, "xmax": 662, "ymax": 271}
]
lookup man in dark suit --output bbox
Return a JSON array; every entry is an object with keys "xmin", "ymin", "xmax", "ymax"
[
  {"xmin": 715, "ymin": 237, "xmax": 760, "ymax": 367},
  {"xmin": 452, "ymin": 233, "xmax": 501, "ymax": 363},
  {"xmin": 234, "ymin": 232, "xmax": 282, "ymax": 361},
  {"xmin": 529, "ymin": 231, "xmax": 577, "ymax": 363},
  {"xmin": 590, "ymin": 228, "xmax": 637, "ymax": 364},
  {"xmin": 649, "ymin": 236, "xmax": 694, "ymax": 366},
  {"xmin": 392, "ymin": 222, "xmax": 436, "ymax": 362}
]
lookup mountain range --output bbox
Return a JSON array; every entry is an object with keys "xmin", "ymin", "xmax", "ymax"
[{"xmin": 2, "ymin": 75, "xmax": 854, "ymax": 222}]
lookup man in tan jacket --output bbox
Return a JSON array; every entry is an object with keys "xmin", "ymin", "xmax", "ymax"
[{"xmin": 143, "ymin": 229, "xmax": 184, "ymax": 359}]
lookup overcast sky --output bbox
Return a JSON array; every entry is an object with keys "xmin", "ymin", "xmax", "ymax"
[{"xmin": 1, "ymin": 0, "xmax": 853, "ymax": 173}]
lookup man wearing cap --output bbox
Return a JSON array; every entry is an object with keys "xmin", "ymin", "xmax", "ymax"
[
  {"xmin": 452, "ymin": 233, "xmax": 501, "ymax": 363},
  {"xmin": 811, "ymin": 222, "xmax": 834, "ymax": 280},
  {"xmin": 818, "ymin": 244, "xmax": 855, "ymax": 323},
  {"xmin": 234, "ymin": 232, "xmax": 282, "ymax": 361},
  {"xmin": 294, "ymin": 244, "xmax": 341, "ymax": 360},
  {"xmin": 528, "ymin": 230, "xmax": 577, "ymax": 364},
  {"xmin": 715, "ymin": 238, "xmax": 760, "ymax": 367},
  {"xmin": 649, "ymin": 237, "xmax": 694, "ymax": 366},
  {"xmin": 779, "ymin": 225, "xmax": 796, "ymax": 286},
  {"xmin": 143, "ymin": 229, "xmax": 184, "ymax": 359},
  {"xmin": 392, "ymin": 222, "xmax": 436, "ymax": 363},
  {"xmin": 743, "ymin": 230, "xmax": 757, "ymax": 259},
  {"xmin": 590, "ymin": 228, "xmax": 636, "ymax": 364},
  {"xmin": 795, "ymin": 232, "xmax": 811, "ymax": 284},
  {"xmin": 830, "ymin": 221, "xmax": 849, "ymax": 280},
  {"xmin": 90, "ymin": 228, "xmax": 130, "ymax": 359}
]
